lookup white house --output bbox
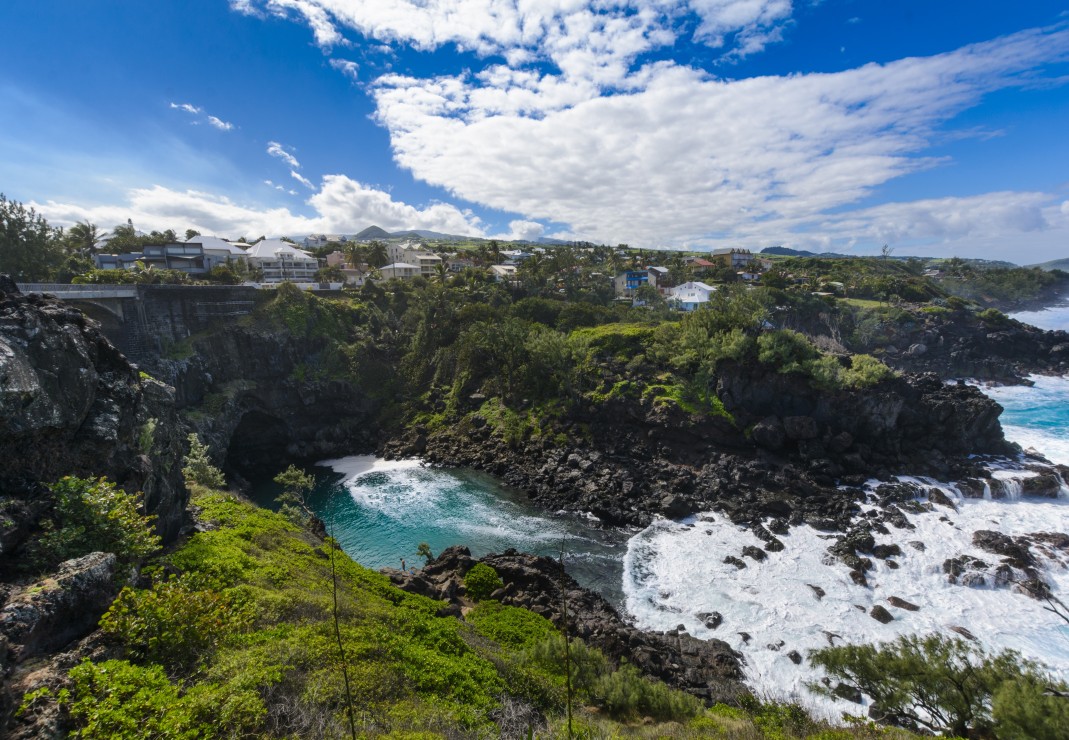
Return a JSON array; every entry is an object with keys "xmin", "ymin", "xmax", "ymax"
[
  {"xmin": 667, "ymin": 281, "xmax": 717, "ymax": 311},
  {"xmin": 379, "ymin": 262, "xmax": 421, "ymax": 281},
  {"xmin": 489, "ymin": 264, "xmax": 518, "ymax": 282},
  {"xmin": 245, "ymin": 239, "xmax": 319, "ymax": 283},
  {"xmin": 387, "ymin": 242, "xmax": 442, "ymax": 276}
]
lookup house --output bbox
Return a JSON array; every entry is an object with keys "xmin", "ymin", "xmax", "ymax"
[
  {"xmin": 386, "ymin": 242, "xmax": 443, "ymax": 277},
  {"xmin": 245, "ymin": 239, "xmax": 319, "ymax": 283},
  {"xmin": 647, "ymin": 266, "xmax": 671, "ymax": 291},
  {"xmin": 685, "ymin": 257, "xmax": 717, "ymax": 275},
  {"xmin": 710, "ymin": 248, "xmax": 754, "ymax": 270},
  {"xmin": 614, "ymin": 269, "xmax": 649, "ymax": 297},
  {"xmin": 667, "ymin": 281, "xmax": 717, "ymax": 311},
  {"xmin": 379, "ymin": 262, "xmax": 421, "ymax": 281},
  {"xmin": 140, "ymin": 242, "xmax": 208, "ymax": 274},
  {"xmin": 446, "ymin": 256, "xmax": 476, "ymax": 272},
  {"xmin": 489, "ymin": 264, "xmax": 518, "ymax": 282},
  {"xmin": 93, "ymin": 252, "xmax": 144, "ymax": 270},
  {"xmin": 184, "ymin": 235, "xmax": 249, "ymax": 270},
  {"xmin": 500, "ymin": 249, "xmax": 532, "ymax": 263}
]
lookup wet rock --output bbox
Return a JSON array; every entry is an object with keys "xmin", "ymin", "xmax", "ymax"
[
  {"xmin": 871, "ymin": 543, "xmax": 902, "ymax": 560},
  {"xmin": 948, "ymin": 625, "xmax": 977, "ymax": 641},
  {"xmin": 697, "ymin": 611, "xmax": 723, "ymax": 630},
  {"xmin": 928, "ymin": 488, "xmax": 957, "ymax": 509},
  {"xmin": 766, "ymin": 640, "xmax": 785, "ymax": 652},
  {"xmin": 738, "ymin": 632, "xmax": 751, "ymax": 644},
  {"xmin": 807, "ymin": 584, "xmax": 826, "ymax": 601},
  {"xmin": 787, "ymin": 650, "xmax": 802, "ymax": 665},
  {"xmin": 908, "ymin": 540, "xmax": 926, "ymax": 551},
  {"xmin": 972, "ymin": 530, "xmax": 1035, "ymax": 569},
  {"xmin": 886, "ymin": 596, "xmax": 920, "ymax": 611},
  {"xmin": 833, "ymin": 682, "xmax": 863, "ymax": 704},
  {"xmin": 943, "ymin": 555, "xmax": 988, "ymax": 585},
  {"xmin": 849, "ymin": 569, "xmax": 868, "ymax": 587},
  {"xmin": 723, "ymin": 555, "xmax": 747, "ymax": 569},
  {"xmin": 870, "ymin": 605, "xmax": 894, "ymax": 624},
  {"xmin": 1022, "ymin": 473, "xmax": 1062, "ymax": 498},
  {"xmin": 741, "ymin": 545, "xmax": 767, "ymax": 562}
]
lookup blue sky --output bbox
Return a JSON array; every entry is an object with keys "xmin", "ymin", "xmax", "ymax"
[{"xmin": 2, "ymin": 1, "xmax": 1068, "ymax": 260}]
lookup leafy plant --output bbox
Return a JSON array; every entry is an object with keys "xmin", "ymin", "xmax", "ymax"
[
  {"xmin": 22, "ymin": 477, "xmax": 160, "ymax": 572},
  {"xmin": 463, "ymin": 563, "xmax": 503, "ymax": 601},
  {"xmin": 273, "ymin": 464, "xmax": 316, "ymax": 527},
  {"xmin": 182, "ymin": 433, "xmax": 225, "ymax": 489}
]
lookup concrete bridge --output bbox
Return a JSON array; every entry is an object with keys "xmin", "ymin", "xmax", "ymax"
[{"xmin": 16, "ymin": 283, "xmax": 261, "ymax": 363}]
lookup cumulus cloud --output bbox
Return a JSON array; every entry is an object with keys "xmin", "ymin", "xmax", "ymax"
[
  {"xmin": 238, "ymin": 0, "xmax": 798, "ymax": 76},
  {"xmin": 31, "ymin": 176, "xmax": 484, "ymax": 238},
  {"xmin": 491, "ymin": 219, "xmax": 545, "ymax": 242},
  {"xmin": 267, "ymin": 141, "xmax": 301, "ymax": 168},
  {"xmin": 370, "ymin": 25, "xmax": 1069, "ymax": 247}
]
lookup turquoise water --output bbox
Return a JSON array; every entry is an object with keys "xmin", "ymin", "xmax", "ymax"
[{"xmin": 263, "ymin": 456, "xmax": 631, "ymax": 608}]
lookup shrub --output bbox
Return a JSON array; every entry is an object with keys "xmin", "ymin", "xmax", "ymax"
[
  {"xmin": 23, "ymin": 477, "xmax": 160, "ymax": 571},
  {"xmin": 757, "ymin": 329, "xmax": 819, "ymax": 374},
  {"xmin": 841, "ymin": 354, "xmax": 896, "ymax": 388},
  {"xmin": 592, "ymin": 662, "xmax": 702, "ymax": 722},
  {"xmin": 182, "ymin": 434, "xmax": 225, "ymax": 489},
  {"xmin": 100, "ymin": 575, "xmax": 252, "ymax": 673},
  {"xmin": 463, "ymin": 563, "xmax": 503, "ymax": 601},
  {"xmin": 977, "ymin": 307, "xmax": 1011, "ymax": 327},
  {"xmin": 467, "ymin": 600, "xmax": 556, "ymax": 649}
]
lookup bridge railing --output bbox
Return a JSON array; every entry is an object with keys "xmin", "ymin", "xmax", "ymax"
[{"xmin": 16, "ymin": 283, "xmax": 140, "ymax": 298}]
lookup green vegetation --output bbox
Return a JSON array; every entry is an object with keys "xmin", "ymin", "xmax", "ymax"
[
  {"xmin": 181, "ymin": 433, "xmax": 225, "ymax": 488},
  {"xmin": 462, "ymin": 563, "xmax": 504, "ymax": 601},
  {"xmin": 810, "ymin": 634, "xmax": 1069, "ymax": 738},
  {"xmin": 51, "ymin": 488, "xmax": 719, "ymax": 737},
  {"xmin": 21, "ymin": 477, "xmax": 160, "ymax": 573}
]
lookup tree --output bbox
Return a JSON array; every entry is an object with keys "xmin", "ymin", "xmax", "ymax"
[
  {"xmin": 0, "ymin": 193, "xmax": 64, "ymax": 280},
  {"xmin": 366, "ymin": 240, "xmax": 389, "ymax": 268},
  {"xmin": 66, "ymin": 220, "xmax": 100, "ymax": 255},
  {"xmin": 416, "ymin": 542, "xmax": 434, "ymax": 563},
  {"xmin": 182, "ymin": 434, "xmax": 225, "ymax": 489},
  {"xmin": 809, "ymin": 633, "xmax": 1068, "ymax": 737},
  {"xmin": 185, "ymin": 229, "xmax": 200, "ymax": 240},
  {"xmin": 274, "ymin": 465, "xmax": 316, "ymax": 527}
]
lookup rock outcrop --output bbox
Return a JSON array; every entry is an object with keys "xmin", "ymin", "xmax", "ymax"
[
  {"xmin": 0, "ymin": 281, "xmax": 187, "ymax": 549},
  {"xmin": 387, "ymin": 546, "xmax": 746, "ymax": 704}
]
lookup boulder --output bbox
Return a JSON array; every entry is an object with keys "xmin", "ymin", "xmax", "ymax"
[
  {"xmin": 0, "ymin": 552, "xmax": 118, "ymax": 663},
  {"xmin": 783, "ymin": 416, "xmax": 818, "ymax": 441},
  {"xmin": 869, "ymin": 605, "xmax": 894, "ymax": 624},
  {"xmin": 750, "ymin": 416, "xmax": 785, "ymax": 451},
  {"xmin": 886, "ymin": 596, "xmax": 920, "ymax": 612}
]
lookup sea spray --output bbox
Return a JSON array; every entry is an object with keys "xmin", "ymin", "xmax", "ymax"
[{"xmin": 623, "ymin": 473, "xmax": 1069, "ymax": 718}]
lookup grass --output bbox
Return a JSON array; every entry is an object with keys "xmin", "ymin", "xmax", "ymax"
[{"xmin": 838, "ymin": 298, "xmax": 884, "ymax": 309}]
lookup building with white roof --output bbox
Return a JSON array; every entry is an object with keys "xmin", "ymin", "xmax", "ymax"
[
  {"xmin": 667, "ymin": 281, "xmax": 717, "ymax": 311},
  {"xmin": 380, "ymin": 262, "xmax": 421, "ymax": 281},
  {"xmin": 185, "ymin": 235, "xmax": 249, "ymax": 270},
  {"xmin": 244, "ymin": 239, "xmax": 319, "ymax": 283}
]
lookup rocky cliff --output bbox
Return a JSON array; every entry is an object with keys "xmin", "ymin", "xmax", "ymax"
[
  {"xmin": 0, "ymin": 277, "xmax": 187, "ymax": 552},
  {"xmin": 387, "ymin": 545, "xmax": 746, "ymax": 704},
  {"xmin": 147, "ymin": 325, "xmax": 381, "ymax": 481},
  {"xmin": 385, "ymin": 364, "xmax": 1014, "ymax": 531}
]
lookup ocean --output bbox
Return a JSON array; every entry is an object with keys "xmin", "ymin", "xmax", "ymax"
[{"xmin": 304, "ymin": 301, "xmax": 1069, "ymax": 716}]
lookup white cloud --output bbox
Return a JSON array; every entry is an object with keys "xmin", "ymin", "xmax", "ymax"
[
  {"xmin": 370, "ymin": 25, "xmax": 1069, "ymax": 247},
  {"xmin": 169, "ymin": 102, "xmax": 202, "ymax": 114},
  {"xmin": 491, "ymin": 219, "xmax": 545, "ymax": 242},
  {"xmin": 207, "ymin": 115, "xmax": 235, "ymax": 131},
  {"xmin": 31, "ymin": 176, "xmax": 484, "ymax": 238},
  {"xmin": 290, "ymin": 170, "xmax": 316, "ymax": 189},
  {"xmin": 267, "ymin": 141, "xmax": 301, "ymax": 168},
  {"xmin": 170, "ymin": 102, "xmax": 235, "ymax": 131},
  {"xmin": 238, "ymin": 0, "xmax": 798, "ymax": 76},
  {"xmin": 329, "ymin": 58, "xmax": 360, "ymax": 80}
]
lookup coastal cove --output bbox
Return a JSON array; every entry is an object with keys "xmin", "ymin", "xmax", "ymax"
[{"xmin": 283, "ymin": 302, "xmax": 1069, "ymax": 717}]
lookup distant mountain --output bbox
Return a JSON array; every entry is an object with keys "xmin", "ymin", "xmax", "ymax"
[
  {"xmin": 354, "ymin": 225, "xmax": 391, "ymax": 240},
  {"xmin": 1029, "ymin": 258, "xmax": 1069, "ymax": 272},
  {"xmin": 760, "ymin": 246, "xmax": 853, "ymax": 258}
]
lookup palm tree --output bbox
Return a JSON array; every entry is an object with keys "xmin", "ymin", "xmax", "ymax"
[
  {"xmin": 66, "ymin": 221, "xmax": 99, "ymax": 255},
  {"xmin": 367, "ymin": 240, "xmax": 389, "ymax": 268}
]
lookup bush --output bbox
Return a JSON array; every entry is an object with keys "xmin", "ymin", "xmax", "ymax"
[
  {"xmin": 841, "ymin": 354, "xmax": 896, "ymax": 388},
  {"xmin": 467, "ymin": 600, "xmax": 556, "ymax": 649},
  {"xmin": 463, "ymin": 563, "xmax": 503, "ymax": 601},
  {"xmin": 23, "ymin": 477, "xmax": 160, "ymax": 571},
  {"xmin": 100, "ymin": 575, "xmax": 252, "ymax": 673},
  {"xmin": 757, "ymin": 329, "xmax": 819, "ymax": 374},
  {"xmin": 592, "ymin": 662, "xmax": 702, "ymax": 722},
  {"xmin": 182, "ymin": 434, "xmax": 225, "ymax": 489}
]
